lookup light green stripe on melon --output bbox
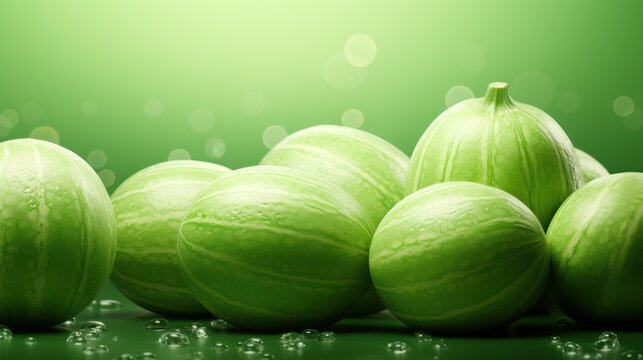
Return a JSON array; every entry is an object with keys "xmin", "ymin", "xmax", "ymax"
[
  {"xmin": 509, "ymin": 118, "xmax": 537, "ymax": 215},
  {"xmin": 29, "ymin": 145, "xmax": 50, "ymax": 314},
  {"xmin": 178, "ymin": 235, "xmax": 363, "ymax": 288},
  {"xmin": 111, "ymin": 180, "xmax": 212, "ymax": 202}
]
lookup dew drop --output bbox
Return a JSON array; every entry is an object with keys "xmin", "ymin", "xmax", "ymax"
[
  {"xmin": 387, "ymin": 341, "xmax": 410, "ymax": 354},
  {"xmin": 182, "ymin": 322, "xmax": 202, "ymax": 334},
  {"xmin": 301, "ymin": 329, "xmax": 320, "ymax": 339},
  {"xmin": 145, "ymin": 318, "xmax": 168, "ymax": 331},
  {"xmin": 61, "ymin": 317, "xmax": 76, "ymax": 327},
  {"xmin": 563, "ymin": 342, "xmax": 582, "ymax": 356},
  {"xmin": 280, "ymin": 332, "xmax": 304, "ymax": 343},
  {"xmin": 594, "ymin": 338, "xmax": 619, "ymax": 352},
  {"xmin": 25, "ymin": 337, "xmax": 36, "ymax": 345},
  {"xmin": 97, "ymin": 299, "xmax": 121, "ymax": 311},
  {"xmin": 81, "ymin": 328, "xmax": 101, "ymax": 340},
  {"xmin": 158, "ymin": 331, "xmax": 190, "ymax": 347},
  {"xmin": 136, "ymin": 352, "xmax": 157, "ymax": 359},
  {"xmin": 551, "ymin": 336, "xmax": 562, "ymax": 344},
  {"xmin": 242, "ymin": 338, "xmax": 265, "ymax": 353},
  {"xmin": 66, "ymin": 331, "xmax": 87, "ymax": 346},
  {"xmin": 113, "ymin": 336, "xmax": 118, "ymax": 341},
  {"xmin": 0, "ymin": 328, "xmax": 13, "ymax": 341},
  {"xmin": 87, "ymin": 300, "xmax": 98, "ymax": 310},
  {"xmin": 209, "ymin": 319, "xmax": 229, "ymax": 331},
  {"xmin": 597, "ymin": 331, "xmax": 618, "ymax": 341},
  {"xmin": 81, "ymin": 320, "xmax": 107, "ymax": 332},
  {"xmin": 83, "ymin": 346, "xmax": 95, "ymax": 355},
  {"xmin": 213, "ymin": 342, "xmax": 229, "ymax": 351},
  {"xmin": 193, "ymin": 327, "xmax": 208, "ymax": 338},
  {"xmin": 621, "ymin": 350, "xmax": 643, "ymax": 359},
  {"xmin": 415, "ymin": 331, "xmax": 432, "ymax": 342},
  {"xmin": 262, "ymin": 354, "xmax": 275, "ymax": 359},
  {"xmin": 434, "ymin": 339, "xmax": 449, "ymax": 351},
  {"xmin": 281, "ymin": 341, "xmax": 297, "ymax": 351},
  {"xmin": 318, "ymin": 331, "xmax": 337, "ymax": 343},
  {"xmin": 96, "ymin": 344, "xmax": 109, "ymax": 353},
  {"xmin": 117, "ymin": 354, "xmax": 135, "ymax": 360},
  {"xmin": 191, "ymin": 351, "xmax": 205, "ymax": 359}
]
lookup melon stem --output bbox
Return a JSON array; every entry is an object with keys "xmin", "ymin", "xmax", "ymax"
[{"xmin": 483, "ymin": 82, "xmax": 514, "ymax": 108}]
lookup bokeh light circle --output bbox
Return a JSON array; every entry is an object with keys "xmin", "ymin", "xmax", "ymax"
[
  {"xmin": 188, "ymin": 109, "xmax": 214, "ymax": 133},
  {"xmin": 0, "ymin": 115, "xmax": 12, "ymax": 137},
  {"xmin": 322, "ymin": 54, "xmax": 368, "ymax": 89},
  {"xmin": 98, "ymin": 169, "xmax": 116, "ymax": 188},
  {"xmin": 623, "ymin": 109, "xmax": 643, "ymax": 132},
  {"xmin": 86, "ymin": 149, "xmax": 108, "ymax": 169},
  {"xmin": 262, "ymin": 125, "xmax": 288, "ymax": 149},
  {"xmin": 613, "ymin": 96, "xmax": 635, "ymax": 117},
  {"xmin": 168, "ymin": 149, "xmax": 191, "ymax": 161},
  {"xmin": 29, "ymin": 126, "xmax": 60, "ymax": 144},
  {"xmin": 144, "ymin": 98, "xmax": 164, "ymax": 119},
  {"xmin": 341, "ymin": 109, "xmax": 365, "ymax": 128},
  {"xmin": 556, "ymin": 91, "xmax": 582, "ymax": 113},
  {"xmin": 204, "ymin": 137, "xmax": 226, "ymax": 159},
  {"xmin": 445, "ymin": 85, "xmax": 474, "ymax": 108},
  {"xmin": 343, "ymin": 34, "xmax": 378, "ymax": 68},
  {"xmin": 2, "ymin": 109, "xmax": 20, "ymax": 126},
  {"xmin": 511, "ymin": 71, "xmax": 556, "ymax": 108},
  {"xmin": 241, "ymin": 91, "xmax": 267, "ymax": 116},
  {"xmin": 82, "ymin": 100, "xmax": 99, "ymax": 116}
]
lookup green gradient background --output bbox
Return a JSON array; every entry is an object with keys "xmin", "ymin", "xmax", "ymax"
[
  {"xmin": 1, "ymin": 1, "xmax": 642, "ymax": 359},
  {"xmin": 1, "ymin": 0, "xmax": 642, "ymax": 192}
]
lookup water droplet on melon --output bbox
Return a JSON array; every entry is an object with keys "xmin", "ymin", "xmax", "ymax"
[
  {"xmin": 145, "ymin": 318, "xmax": 168, "ymax": 331},
  {"xmin": 158, "ymin": 331, "xmax": 190, "ymax": 346},
  {"xmin": 318, "ymin": 331, "xmax": 336, "ymax": 343},
  {"xmin": 387, "ymin": 341, "xmax": 410, "ymax": 354}
]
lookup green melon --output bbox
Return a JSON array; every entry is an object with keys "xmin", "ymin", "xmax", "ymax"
[
  {"xmin": 407, "ymin": 82, "xmax": 582, "ymax": 228},
  {"xmin": 575, "ymin": 148, "xmax": 609, "ymax": 184},
  {"xmin": 177, "ymin": 165, "xmax": 374, "ymax": 330},
  {"xmin": 110, "ymin": 160, "xmax": 230, "ymax": 316},
  {"xmin": 261, "ymin": 125, "xmax": 409, "ymax": 316},
  {"xmin": 547, "ymin": 172, "xmax": 643, "ymax": 325},
  {"xmin": 0, "ymin": 139, "xmax": 116, "ymax": 328},
  {"xmin": 370, "ymin": 182, "xmax": 548, "ymax": 333}
]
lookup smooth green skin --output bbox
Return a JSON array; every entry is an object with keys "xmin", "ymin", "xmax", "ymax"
[
  {"xmin": 261, "ymin": 125, "xmax": 409, "ymax": 316},
  {"xmin": 177, "ymin": 165, "xmax": 375, "ymax": 330},
  {"xmin": 110, "ymin": 160, "xmax": 230, "ymax": 317},
  {"xmin": 575, "ymin": 148, "xmax": 609, "ymax": 184},
  {"xmin": 407, "ymin": 82, "xmax": 582, "ymax": 229},
  {"xmin": 370, "ymin": 181, "xmax": 549, "ymax": 333},
  {"xmin": 547, "ymin": 172, "xmax": 643, "ymax": 326},
  {"xmin": 0, "ymin": 139, "xmax": 116, "ymax": 329}
]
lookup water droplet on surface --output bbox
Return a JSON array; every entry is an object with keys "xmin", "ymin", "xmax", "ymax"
[
  {"xmin": 191, "ymin": 351, "xmax": 205, "ymax": 359},
  {"xmin": 563, "ymin": 342, "xmax": 582, "ymax": 356},
  {"xmin": 551, "ymin": 336, "xmax": 562, "ymax": 344},
  {"xmin": 415, "ymin": 331, "xmax": 432, "ymax": 342},
  {"xmin": 113, "ymin": 336, "xmax": 119, "ymax": 341},
  {"xmin": 96, "ymin": 344, "xmax": 109, "ymax": 353},
  {"xmin": 193, "ymin": 327, "xmax": 208, "ymax": 338},
  {"xmin": 158, "ymin": 331, "xmax": 190, "ymax": 347},
  {"xmin": 242, "ymin": 338, "xmax": 265, "ymax": 353},
  {"xmin": 118, "ymin": 353, "xmax": 135, "ymax": 360},
  {"xmin": 434, "ymin": 339, "xmax": 449, "ymax": 351},
  {"xmin": 83, "ymin": 346, "xmax": 95, "ymax": 354},
  {"xmin": 621, "ymin": 350, "xmax": 643, "ymax": 359},
  {"xmin": 296, "ymin": 341, "xmax": 306, "ymax": 348},
  {"xmin": 281, "ymin": 341, "xmax": 297, "ymax": 351},
  {"xmin": 387, "ymin": 341, "xmax": 410, "ymax": 354},
  {"xmin": 213, "ymin": 342, "xmax": 229, "ymax": 351},
  {"xmin": 0, "ymin": 328, "xmax": 13, "ymax": 341},
  {"xmin": 61, "ymin": 317, "xmax": 76, "ymax": 327},
  {"xmin": 24, "ymin": 337, "xmax": 36, "ymax": 345},
  {"xmin": 597, "ymin": 331, "xmax": 618, "ymax": 341},
  {"xmin": 97, "ymin": 299, "xmax": 121, "ymax": 311},
  {"xmin": 182, "ymin": 322, "xmax": 202, "ymax": 334},
  {"xmin": 301, "ymin": 329, "xmax": 320, "ymax": 339},
  {"xmin": 318, "ymin": 331, "xmax": 336, "ymax": 343},
  {"xmin": 66, "ymin": 331, "xmax": 87, "ymax": 346},
  {"xmin": 81, "ymin": 328, "xmax": 101, "ymax": 340},
  {"xmin": 594, "ymin": 338, "xmax": 619, "ymax": 351},
  {"xmin": 87, "ymin": 300, "xmax": 98, "ymax": 310},
  {"xmin": 261, "ymin": 353, "xmax": 275, "ymax": 359},
  {"xmin": 209, "ymin": 319, "xmax": 229, "ymax": 331},
  {"xmin": 81, "ymin": 320, "xmax": 107, "ymax": 332},
  {"xmin": 145, "ymin": 318, "xmax": 168, "ymax": 331},
  {"xmin": 136, "ymin": 352, "xmax": 157, "ymax": 359},
  {"xmin": 280, "ymin": 332, "xmax": 304, "ymax": 343}
]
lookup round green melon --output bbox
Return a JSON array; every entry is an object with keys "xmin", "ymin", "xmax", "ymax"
[
  {"xmin": 261, "ymin": 125, "xmax": 409, "ymax": 316},
  {"xmin": 110, "ymin": 160, "xmax": 230, "ymax": 316},
  {"xmin": 370, "ymin": 181, "xmax": 548, "ymax": 333},
  {"xmin": 547, "ymin": 172, "xmax": 643, "ymax": 325},
  {"xmin": 407, "ymin": 82, "xmax": 582, "ymax": 228},
  {"xmin": 575, "ymin": 148, "xmax": 609, "ymax": 184},
  {"xmin": 177, "ymin": 165, "xmax": 374, "ymax": 330},
  {"xmin": 0, "ymin": 139, "xmax": 116, "ymax": 328}
]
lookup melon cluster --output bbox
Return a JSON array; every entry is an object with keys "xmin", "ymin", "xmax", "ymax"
[{"xmin": 0, "ymin": 82, "xmax": 640, "ymax": 333}]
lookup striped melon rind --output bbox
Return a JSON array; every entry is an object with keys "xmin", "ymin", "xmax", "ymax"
[
  {"xmin": 574, "ymin": 148, "xmax": 609, "ymax": 185},
  {"xmin": 407, "ymin": 82, "xmax": 582, "ymax": 228},
  {"xmin": 370, "ymin": 181, "xmax": 548, "ymax": 333},
  {"xmin": 110, "ymin": 160, "xmax": 230, "ymax": 316},
  {"xmin": 547, "ymin": 172, "xmax": 643, "ymax": 325},
  {"xmin": 0, "ymin": 139, "xmax": 116, "ymax": 328},
  {"xmin": 261, "ymin": 125, "xmax": 409, "ymax": 316},
  {"xmin": 177, "ymin": 165, "xmax": 374, "ymax": 330}
]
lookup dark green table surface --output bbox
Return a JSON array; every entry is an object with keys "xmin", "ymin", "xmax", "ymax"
[{"xmin": 1, "ymin": 283, "xmax": 641, "ymax": 360}]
